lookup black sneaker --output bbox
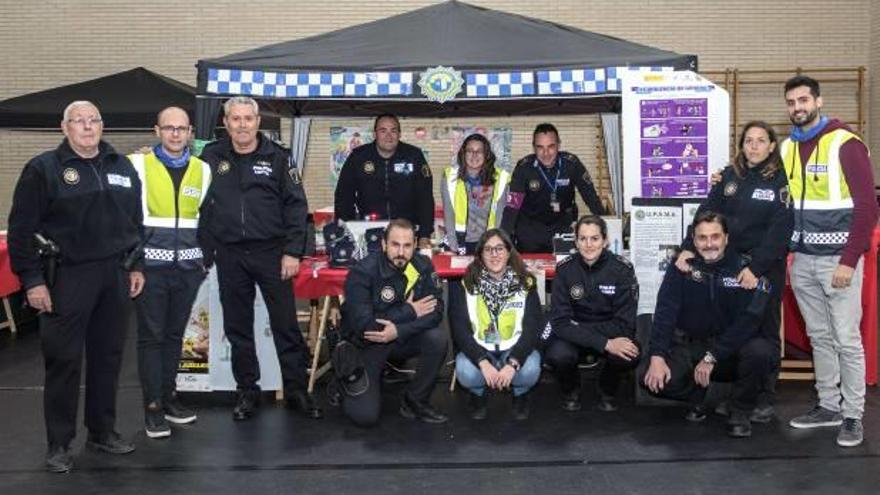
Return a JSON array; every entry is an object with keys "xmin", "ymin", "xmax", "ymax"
[
  {"xmin": 468, "ymin": 393, "xmax": 488, "ymax": 421},
  {"xmin": 749, "ymin": 404, "xmax": 774, "ymax": 424},
  {"xmin": 726, "ymin": 410, "xmax": 752, "ymax": 438},
  {"xmin": 512, "ymin": 394, "xmax": 530, "ymax": 421},
  {"xmin": 685, "ymin": 405, "xmax": 707, "ymax": 422},
  {"xmin": 145, "ymin": 402, "xmax": 171, "ymax": 439},
  {"xmin": 597, "ymin": 394, "xmax": 618, "ymax": 413},
  {"xmin": 86, "ymin": 431, "xmax": 136, "ymax": 455},
  {"xmin": 45, "ymin": 444, "xmax": 72, "ymax": 473},
  {"xmin": 399, "ymin": 392, "xmax": 448, "ymax": 424},
  {"xmin": 164, "ymin": 396, "xmax": 197, "ymax": 425}
]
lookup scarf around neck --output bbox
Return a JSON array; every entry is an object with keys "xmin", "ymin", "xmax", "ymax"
[{"xmin": 477, "ymin": 267, "xmax": 520, "ymax": 318}]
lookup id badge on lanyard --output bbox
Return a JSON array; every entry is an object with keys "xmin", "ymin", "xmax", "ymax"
[
  {"xmin": 484, "ymin": 315, "xmax": 501, "ymax": 352},
  {"xmin": 536, "ymin": 157, "xmax": 563, "ymax": 212}
]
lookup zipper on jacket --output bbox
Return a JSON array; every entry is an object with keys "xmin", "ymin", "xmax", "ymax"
[{"xmin": 88, "ymin": 161, "xmax": 103, "ymax": 191}]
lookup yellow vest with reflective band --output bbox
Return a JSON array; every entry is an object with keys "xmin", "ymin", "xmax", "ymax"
[
  {"xmin": 780, "ymin": 128, "xmax": 860, "ymax": 254},
  {"xmin": 463, "ymin": 280, "xmax": 528, "ymax": 352},
  {"xmin": 445, "ymin": 166, "xmax": 510, "ymax": 237},
  {"xmin": 129, "ymin": 152, "xmax": 212, "ymax": 269}
]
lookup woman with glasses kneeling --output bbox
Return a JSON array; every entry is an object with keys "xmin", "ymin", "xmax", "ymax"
[{"xmin": 447, "ymin": 228, "xmax": 543, "ymax": 420}]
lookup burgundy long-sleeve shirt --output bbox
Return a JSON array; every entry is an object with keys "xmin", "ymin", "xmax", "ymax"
[{"xmin": 795, "ymin": 119, "xmax": 878, "ymax": 267}]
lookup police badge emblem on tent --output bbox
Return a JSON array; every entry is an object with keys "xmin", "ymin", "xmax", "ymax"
[{"xmin": 418, "ymin": 66, "xmax": 464, "ymax": 103}]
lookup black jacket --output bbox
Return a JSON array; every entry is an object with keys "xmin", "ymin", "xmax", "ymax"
[
  {"xmin": 341, "ymin": 250, "xmax": 443, "ymax": 344},
  {"xmin": 501, "ymin": 151, "xmax": 605, "ymax": 232},
  {"xmin": 199, "ymin": 135, "xmax": 308, "ymax": 258},
  {"xmin": 448, "ymin": 276, "xmax": 543, "ymax": 365},
  {"xmin": 334, "ymin": 141, "xmax": 434, "ymax": 238},
  {"xmin": 548, "ymin": 250, "xmax": 638, "ymax": 353},
  {"xmin": 7, "ymin": 139, "xmax": 142, "ymax": 289},
  {"xmin": 648, "ymin": 251, "xmax": 772, "ymax": 361},
  {"xmin": 682, "ymin": 163, "xmax": 792, "ymax": 283}
]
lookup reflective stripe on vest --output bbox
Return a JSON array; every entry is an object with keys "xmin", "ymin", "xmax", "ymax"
[
  {"xmin": 780, "ymin": 128, "xmax": 860, "ymax": 253},
  {"xmin": 463, "ymin": 281, "xmax": 526, "ymax": 352},
  {"xmin": 445, "ymin": 166, "xmax": 510, "ymax": 234}
]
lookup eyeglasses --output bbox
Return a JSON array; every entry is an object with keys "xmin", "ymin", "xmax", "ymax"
[
  {"xmin": 159, "ymin": 125, "xmax": 191, "ymax": 134},
  {"xmin": 482, "ymin": 245, "xmax": 508, "ymax": 255},
  {"xmin": 67, "ymin": 117, "xmax": 103, "ymax": 127}
]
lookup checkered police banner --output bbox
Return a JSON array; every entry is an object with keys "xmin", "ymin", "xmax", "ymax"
[
  {"xmin": 206, "ymin": 69, "xmax": 414, "ymax": 97},
  {"xmin": 465, "ymin": 72, "xmax": 535, "ymax": 97},
  {"xmin": 536, "ymin": 66, "xmax": 674, "ymax": 95}
]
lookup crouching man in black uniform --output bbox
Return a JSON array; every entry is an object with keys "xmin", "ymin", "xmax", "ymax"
[
  {"xmin": 544, "ymin": 215, "xmax": 639, "ymax": 412},
  {"xmin": 199, "ymin": 96, "xmax": 321, "ymax": 421},
  {"xmin": 8, "ymin": 101, "xmax": 144, "ymax": 472},
  {"xmin": 339, "ymin": 219, "xmax": 448, "ymax": 426},
  {"xmin": 642, "ymin": 211, "xmax": 775, "ymax": 438}
]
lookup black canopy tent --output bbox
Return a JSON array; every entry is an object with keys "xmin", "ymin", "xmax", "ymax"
[
  {"xmin": 194, "ymin": 0, "xmax": 696, "ymax": 138},
  {"xmin": 0, "ymin": 67, "xmax": 279, "ymax": 131}
]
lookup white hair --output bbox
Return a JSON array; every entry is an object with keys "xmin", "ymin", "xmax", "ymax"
[
  {"xmin": 223, "ymin": 96, "xmax": 259, "ymax": 116},
  {"xmin": 63, "ymin": 100, "xmax": 100, "ymax": 121}
]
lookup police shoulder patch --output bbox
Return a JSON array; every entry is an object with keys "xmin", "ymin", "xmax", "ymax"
[{"xmin": 421, "ymin": 163, "xmax": 432, "ymax": 178}]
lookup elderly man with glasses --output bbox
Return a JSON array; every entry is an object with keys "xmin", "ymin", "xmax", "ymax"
[{"xmin": 7, "ymin": 100, "xmax": 145, "ymax": 472}]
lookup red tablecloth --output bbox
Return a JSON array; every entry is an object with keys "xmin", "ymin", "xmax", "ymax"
[
  {"xmin": 0, "ymin": 240, "xmax": 22, "ymax": 298},
  {"xmin": 783, "ymin": 226, "xmax": 880, "ymax": 385},
  {"xmin": 293, "ymin": 252, "xmax": 557, "ymax": 300}
]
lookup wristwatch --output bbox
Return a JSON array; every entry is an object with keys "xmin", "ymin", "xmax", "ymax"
[
  {"xmin": 506, "ymin": 357, "xmax": 522, "ymax": 371},
  {"xmin": 702, "ymin": 352, "xmax": 717, "ymax": 365}
]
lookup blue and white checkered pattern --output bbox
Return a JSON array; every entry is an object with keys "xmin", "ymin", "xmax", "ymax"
[
  {"xmin": 206, "ymin": 69, "xmax": 413, "ymax": 98},
  {"xmin": 537, "ymin": 66, "xmax": 673, "ymax": 95},
  {"xmin": 465, "ymin": 72, "xmax": 535, "ymax": 97}
]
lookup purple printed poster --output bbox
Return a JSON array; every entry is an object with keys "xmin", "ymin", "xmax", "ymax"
[{"xmin": 638, "ymin": 98, "xmax": 709, "ymax": 197}]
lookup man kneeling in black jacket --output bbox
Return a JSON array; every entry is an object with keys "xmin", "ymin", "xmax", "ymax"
[
  {"xmin": 642, "ymin": 211, "xmax": 776, "ymax": 438},
  {"xmin": 339, "ymin": 219, "xmax": 448, "ymax": 426}
]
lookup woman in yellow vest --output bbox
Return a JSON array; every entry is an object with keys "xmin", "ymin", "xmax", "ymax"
[
  {"xmin": 441, "ymin": 134, "xmax": 511, "ymax": 255},
  {"xmin": 447, "ymin": 228, "xmax": 543, "ymax": 420}
]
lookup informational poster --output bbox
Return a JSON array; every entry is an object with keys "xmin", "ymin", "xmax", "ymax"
[
  {"xmin": 330, "ymin": 126, "xmax": 374, "ymax": 186},
  {"xmin": 449, "ymin": 126, "xmax": 514, "ymax": 172},
  {"xmin": 622, "ymin": 71, "xmax": 729, "ymax": 211},
  {"xmin": 176, "ymin": 277, "xmax": 211, "ymax": 391},
  {"xmin": 630, "ymin": 199, "xmax": 684, "ymax": 315},
  {"xmin": 176, "ymin": 269, "xmax": 282, "ymax": 392}
]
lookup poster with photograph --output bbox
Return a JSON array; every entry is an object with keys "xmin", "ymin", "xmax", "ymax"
[
  {"xmin": 329, "ymin": 126, "xmax": 374, "ymax": 186},
  {"xmin": 630, "ymin": 200, "xmax": 683, "ymax": 315},
  {"xmin": 622, "ymin": 71, "xmax": 729, "ymax": 211},
  {"xmin": 176, "ymin": 277, "xmax": 211, "ymax": 391}
]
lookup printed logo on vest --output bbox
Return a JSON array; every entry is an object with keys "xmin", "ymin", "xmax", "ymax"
[
  {"xmin": 806, "ymin": 164, "xmax": 828, "ymax": 174},
  {"xmin": 182, "ymin": 186, "xmax": 201, "ymax": 198}
]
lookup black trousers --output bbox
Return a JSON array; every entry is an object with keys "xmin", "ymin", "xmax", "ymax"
[
  {"xmin": 513, "ymin": 215, "xmax": 571, "ymax": 254},
  {"xmin": 641, "ymin": 332, "xmax": 776, "ymax": 413},
  {"xmin": 215, "ymin": 243, "xmax": 309, "ymax": 394},
  {"xmin": 342, "ymin": 326, "xmax": 448, "ymax": 427},
  {"xmin": 40, "ymin": 258, "xmax": 129, "ymax": 447},
  {"xmin": 135, "ymin": 268, "xmax": 204, "ymax": 405},
  {"xmin": 543, "ymin": 337, "xmax": 640, "ymax": 397}
]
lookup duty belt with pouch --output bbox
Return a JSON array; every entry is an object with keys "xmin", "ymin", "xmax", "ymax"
[{"xmin": 33, "ymin": 232, "xmax": 60, "ymax": 288}]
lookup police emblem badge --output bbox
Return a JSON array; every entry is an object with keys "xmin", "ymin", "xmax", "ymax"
[
  {"xmin": 217, "ymin": 160, "xmax": 231, "ymax": 175},
  {"xmin": 528, "ymin": 179, "xmax": 541, "ymax": 192},
  {"xmin": 363, "ymin": 161, "xmax": 375, "ymax": 174},
  {"xmin": 380, "ymin": 286, "xmax": 396, "ymax": 303},
  {"xmin": 569, "ymin": 284, "xmax": 585, "ymax": 300},
  {"xmin": 418, "ymin": 66, "xmax": 464, "ymax": 104},
  {"xmin": 723, "ymin": 182, "xmax": 738, "ymax": 196},
  {"xmin": 62, "ymin": 167, "xmax": 80, "ymax": 185}
]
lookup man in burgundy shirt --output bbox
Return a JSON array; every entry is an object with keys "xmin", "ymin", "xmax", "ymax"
[{"xmin": 781, "ymin": 75, "xmax": 878, "ymax": 448}]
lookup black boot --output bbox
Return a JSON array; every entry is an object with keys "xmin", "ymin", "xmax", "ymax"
[
  {"xmin": 232, "ymin": 389, "xmax": 260, "ymax": 421},
  {"xmin": 399, "ymin": 392, "xmax": 448, "ymax": 424},
  {"xmin": 468, "ymin": 392, "xmax": 488, "ymax": 420},
  {"xmin": 727, "ymin": 410, "xmax": 752, "ymax": 438},
  {"xmin": 512, "ymin": 393, "xmax": 530, "ymax": 421},
  {"xmin": 560, "ymin": 390, "xmax": 582, "ymax": 412},
  {"xmin": 285, "ymin": 389, "xmax": 324, "ymax": 419}
]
